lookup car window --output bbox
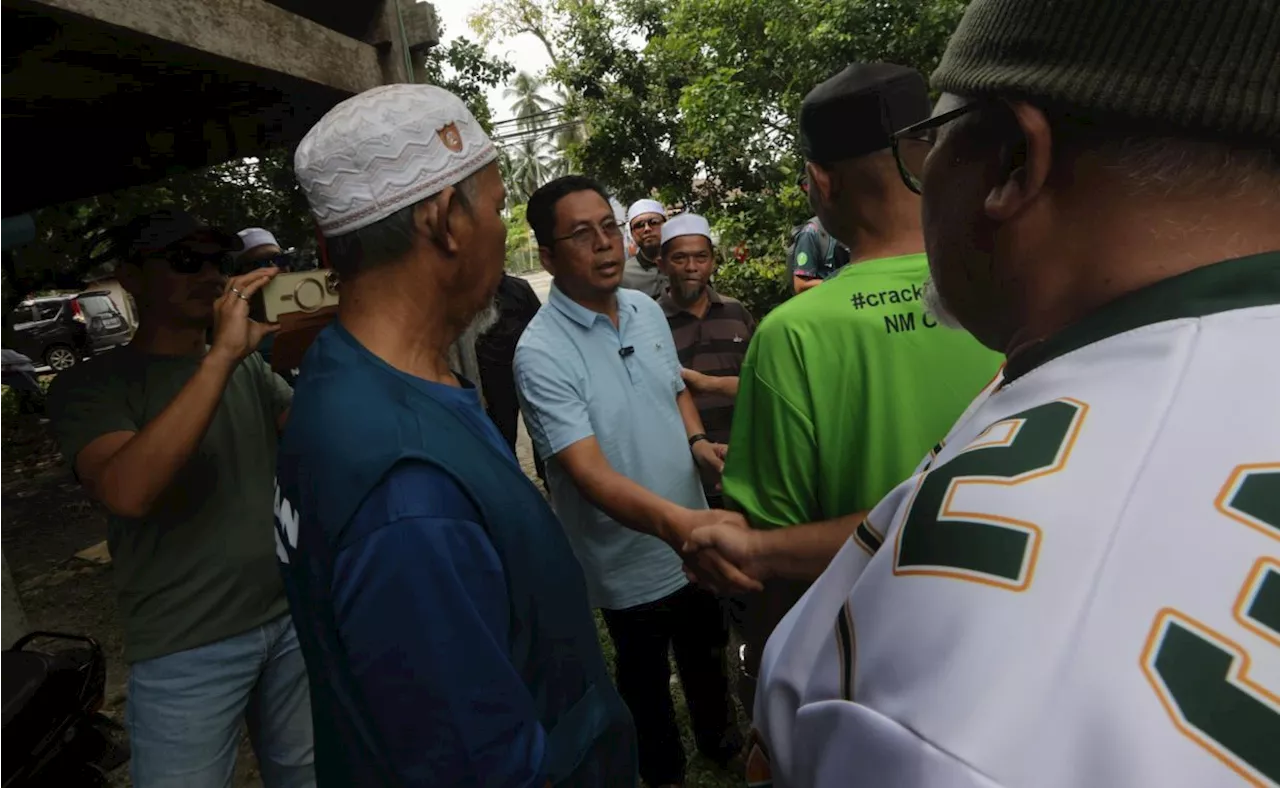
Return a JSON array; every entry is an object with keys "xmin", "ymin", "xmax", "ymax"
[
  {"xmin": 33, "ymin": 302, "xmax": 63, "ymax": 321},
  {"xmin": 79, "ymin": 296, "xmax": 119, "ymax": 318},
  {"xmin": 10, "ymin": 307, "xmax": 35, "ymax": 324}
]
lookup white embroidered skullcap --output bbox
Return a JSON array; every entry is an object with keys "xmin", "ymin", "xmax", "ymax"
[
  {"xmin": 294, "ymin": 84, "xmax": 498, "ymax": 238},
  {"xmin": 660, "ymin": 212, "xmax": 713, "ymax": 246},
  {"xmin": 626, "ymin": 199, "xmax": 667, "ymax": 223},
  {"xmin": 234, "ymin": 228, "xmax": 278, "ymax": 257}
]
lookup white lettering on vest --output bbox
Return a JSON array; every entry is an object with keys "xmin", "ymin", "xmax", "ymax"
[{"xmin": 273, "ymin": 478, "xmax": 300, "ymax": 564}]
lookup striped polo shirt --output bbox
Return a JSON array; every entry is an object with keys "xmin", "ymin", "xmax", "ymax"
[{"xmin": 659, "ymin": 287, "xmax": 756, "ymax": 445}]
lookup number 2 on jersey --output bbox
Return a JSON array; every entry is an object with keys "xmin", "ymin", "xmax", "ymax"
[
  {"xmin": 1143, "ymin": 465, "xmax": 1280, "ymax": 787},
  {"xmin": 893, "ymin": 398, "xmax": 1088, "ymax": 590}
]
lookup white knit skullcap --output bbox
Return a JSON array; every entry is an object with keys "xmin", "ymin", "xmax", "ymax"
[
  {"xmin": 626, "ymin": 199, "xmax": 667, "ymax": 223},
  {"xmin": 294, "ymin": 84, "xmax": 498, "ymax": 238},
  {"xmin": 660, "ymin": 212, "xmax": 713, "ymax": 245}
]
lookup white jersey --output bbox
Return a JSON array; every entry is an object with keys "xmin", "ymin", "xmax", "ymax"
[{"xmin": 755, "ymin": 256, "xmax": 1280, "ymax": 788}]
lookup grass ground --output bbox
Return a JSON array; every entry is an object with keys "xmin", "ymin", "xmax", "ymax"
[{"xmin": 2, "ymin": 390, "xmax": 744, "ymax": 787}]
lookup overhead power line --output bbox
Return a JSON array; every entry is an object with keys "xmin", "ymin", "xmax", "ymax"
[
  {"xmin": 490, "ymin": 106, "xmax": 566, "ymax": 128},
  {"xmin": 492, "ymin": 120, "xmax": 584, "ymax": 147}
]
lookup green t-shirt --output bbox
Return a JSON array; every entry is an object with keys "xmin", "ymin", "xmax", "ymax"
[
  {"xmin": 47, "ymin": 348, "xmax": 293, "ymax": 662},
  {"xmin": 722, "ymin": 254, "xmax": 1002, "ymax": 528}
]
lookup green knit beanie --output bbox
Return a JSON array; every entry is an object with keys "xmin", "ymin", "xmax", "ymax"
[{"xmin": 932, "ymin": 0, "xmax": 1280, "ymax": 144}]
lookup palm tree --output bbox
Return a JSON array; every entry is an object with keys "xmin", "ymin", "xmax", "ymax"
[
  {"xmin": 508, "ymin": 137, "xmax": 559, "ymax": 202},
  {"xmin": 504, "ymin": 71, "xmax": 555, "ymax": 132}
]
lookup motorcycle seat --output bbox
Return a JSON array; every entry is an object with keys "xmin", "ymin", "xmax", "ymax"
[{"xmin": 1, "ymin": 651, "xmax": 53, "ymax": 729}]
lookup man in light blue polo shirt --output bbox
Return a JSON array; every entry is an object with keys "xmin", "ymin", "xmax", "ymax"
[{"xmin": 515, "ymin": 176, "xmax": 752, "ymax": 788}]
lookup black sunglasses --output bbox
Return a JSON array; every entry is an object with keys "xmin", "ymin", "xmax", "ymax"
[
  {"xmin": 629, "ymin": 217, "xmax": 665, "ymax": 232},
  {"xmin": 890, "ymin": 102, "xmax": 983, "ymax": 194},
  {"xmin": 160, "ymin": 247, "xmax": 236, "ymax": 276}
]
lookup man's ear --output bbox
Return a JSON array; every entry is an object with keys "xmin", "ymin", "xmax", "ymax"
[
  {"xmin": 537, "ymin": 244, "xmax": 555, "ymax": 275},
  {"xmin": 415, "ymin": 187, "xmax": 462, "ymax": 255},
  {"xmin": 984, "ymin": 101, "xmax": 1054, "ymax": 222},
  {"xmin": 808, "ymin": 161, "xmax": 837, "ymax": 204}
]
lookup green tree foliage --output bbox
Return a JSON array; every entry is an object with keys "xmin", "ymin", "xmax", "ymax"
[
  {"xmin": 5, "ymin": 152, "xmax": 311, "ymax": 309},
  {"xmin": 469, "ymin": 0, "xmax": 565, "ymax": 71},
  {"xmin": 508, "ymin": 137, "xmax": 566, "ymax": 203},
  {"xmin": 505, "ymin": 71, "xmax": 557, "ymax": 126},
  {"xmin": 477, "ymin": 0, "xmax": 966, "ymax": 316},
  {"xmin": 420, "ymin": 35, "xmax": 515, "ymax": 132},
  {"xmin": 504, "ymin": 203, "xmax": 541, "ymax": 274},
  {"xmin": 4, "ymin": 27, "xmax": 512, "ymax": 317},
  {"xmin": 501, "ymin": 71, "xmax": 571, "ymax": 200}
]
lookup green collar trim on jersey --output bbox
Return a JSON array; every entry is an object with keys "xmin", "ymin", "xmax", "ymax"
[{"xmin": 1004, "ymin": 250, "xmax": 1280, "ymax": 384}]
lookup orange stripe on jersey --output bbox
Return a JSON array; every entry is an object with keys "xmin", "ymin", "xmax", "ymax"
[
  {"xmin": 1140, "ymin": 609, "xmax": 1280, "ymax": 787},
  {"xmin": 1234, "ymin": 557, "xmax": 1280, "ymax": 649}
]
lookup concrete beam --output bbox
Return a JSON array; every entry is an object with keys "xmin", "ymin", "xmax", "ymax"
[
  {"xmin": 366, "ymin": 0, "xmax": 443, "ymax": 86},
  {"xmin": 30, "ymin": 0, "xmax": 385, "ymax": 95}
]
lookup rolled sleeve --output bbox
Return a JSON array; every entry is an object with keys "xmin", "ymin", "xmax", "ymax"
[{"xmin": 514, "ymin": 344, "xmax": 593, "ymax": 459}]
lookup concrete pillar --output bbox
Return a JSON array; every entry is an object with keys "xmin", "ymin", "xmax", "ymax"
[{"xmin": 365, "ymin": 0, "xmax": 440, "ymax": 86}]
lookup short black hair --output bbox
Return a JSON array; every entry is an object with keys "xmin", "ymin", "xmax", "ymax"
[
  {"xmin": 324, "ymin": 173, "xmax": 482, "ymax": 279},
  {"xmin": 526, "ymin": 175, "xmax": 612, "ymax": 247},
  {"xmin": 323, "ymin": 200, "xmax": 422, "ymax": 280}
]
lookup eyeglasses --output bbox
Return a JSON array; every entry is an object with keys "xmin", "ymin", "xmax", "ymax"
[
  {"xmin": 668, "ymin": 251, "xmax": 714, "ymax": 266},
  {"xmin": 159, "ymin": 247, "xmax": 235, "ymax": 276},
  {"xmin": 891, "ymin": 101, "xmax": 983, "ymax": 195},
  {"xmin": 552, "ymin": 220, "xmax": 625, "ymax": 249},
  {"xmin": 629, "ymin": 217, "xmax": 665, "ymax": 233}
]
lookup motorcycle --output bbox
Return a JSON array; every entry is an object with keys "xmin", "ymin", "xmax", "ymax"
[{"xmin": 2, "ymin": 631, "xmax": 129, "ymax": 787}]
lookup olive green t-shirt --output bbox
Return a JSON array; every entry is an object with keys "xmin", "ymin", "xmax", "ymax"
[
  {"xmin": 47, "ymin": 348, "xmax": 292, "ymax": 663},
  {"xmin": 722, "ymin": 254, "xmax": 1003, "ymax": 528}
]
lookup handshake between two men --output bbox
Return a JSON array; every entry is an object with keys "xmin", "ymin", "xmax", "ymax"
[
  {"xmin": 677, "ymin": 507, "xmax": 766, "ymax": 597},
  {"xmin": 671, "ymin": 443, "xmax": 771, "ymax": 598},
  {"xmin": 676, "ymin": 446, "xmax": 868, "ymax": 597}
]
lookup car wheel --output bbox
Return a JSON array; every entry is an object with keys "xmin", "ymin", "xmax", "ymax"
[{"xmin": 45, "ymin": 345, "xmax": 78, "ymax": 371}]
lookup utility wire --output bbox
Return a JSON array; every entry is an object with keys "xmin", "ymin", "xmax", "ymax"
[
  {"xmin": 492, "ymin": 120, "xmax": 585, "ymax": 147},
  {"xmin": 490, "ymin": 106, "xmax": 567, "ymax": 128},
  {"xmin": 492, "ymin": 119, "xmax": 582, "ymax": 140}
]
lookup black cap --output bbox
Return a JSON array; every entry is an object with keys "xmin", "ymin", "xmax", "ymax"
[
  {"xmin": 114, "ymin": 208, "xmax": 242, "ymax": 259},
  {"xmin": 800, "ymin": 63, "xmax": 932, "ymax": 164}
]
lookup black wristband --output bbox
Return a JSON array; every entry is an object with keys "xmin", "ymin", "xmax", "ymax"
[{"xmin": 687, "ymin": 433, "xmax": 708, "ymax": 447}]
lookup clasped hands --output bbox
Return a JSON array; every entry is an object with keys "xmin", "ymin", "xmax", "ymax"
[{"xmin": 666, "ymin": 507, "xmax": 766, "ymax": 596}]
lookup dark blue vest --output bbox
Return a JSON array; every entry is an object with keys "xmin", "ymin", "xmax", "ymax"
[{"xmin": 275, "ymin": 325, "xmax": 637, "ymax": 786}]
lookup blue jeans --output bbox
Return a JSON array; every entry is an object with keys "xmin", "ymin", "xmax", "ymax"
[{"xmin": 127, "ymin": 614, "xmax": 315, "ymax": 788}]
